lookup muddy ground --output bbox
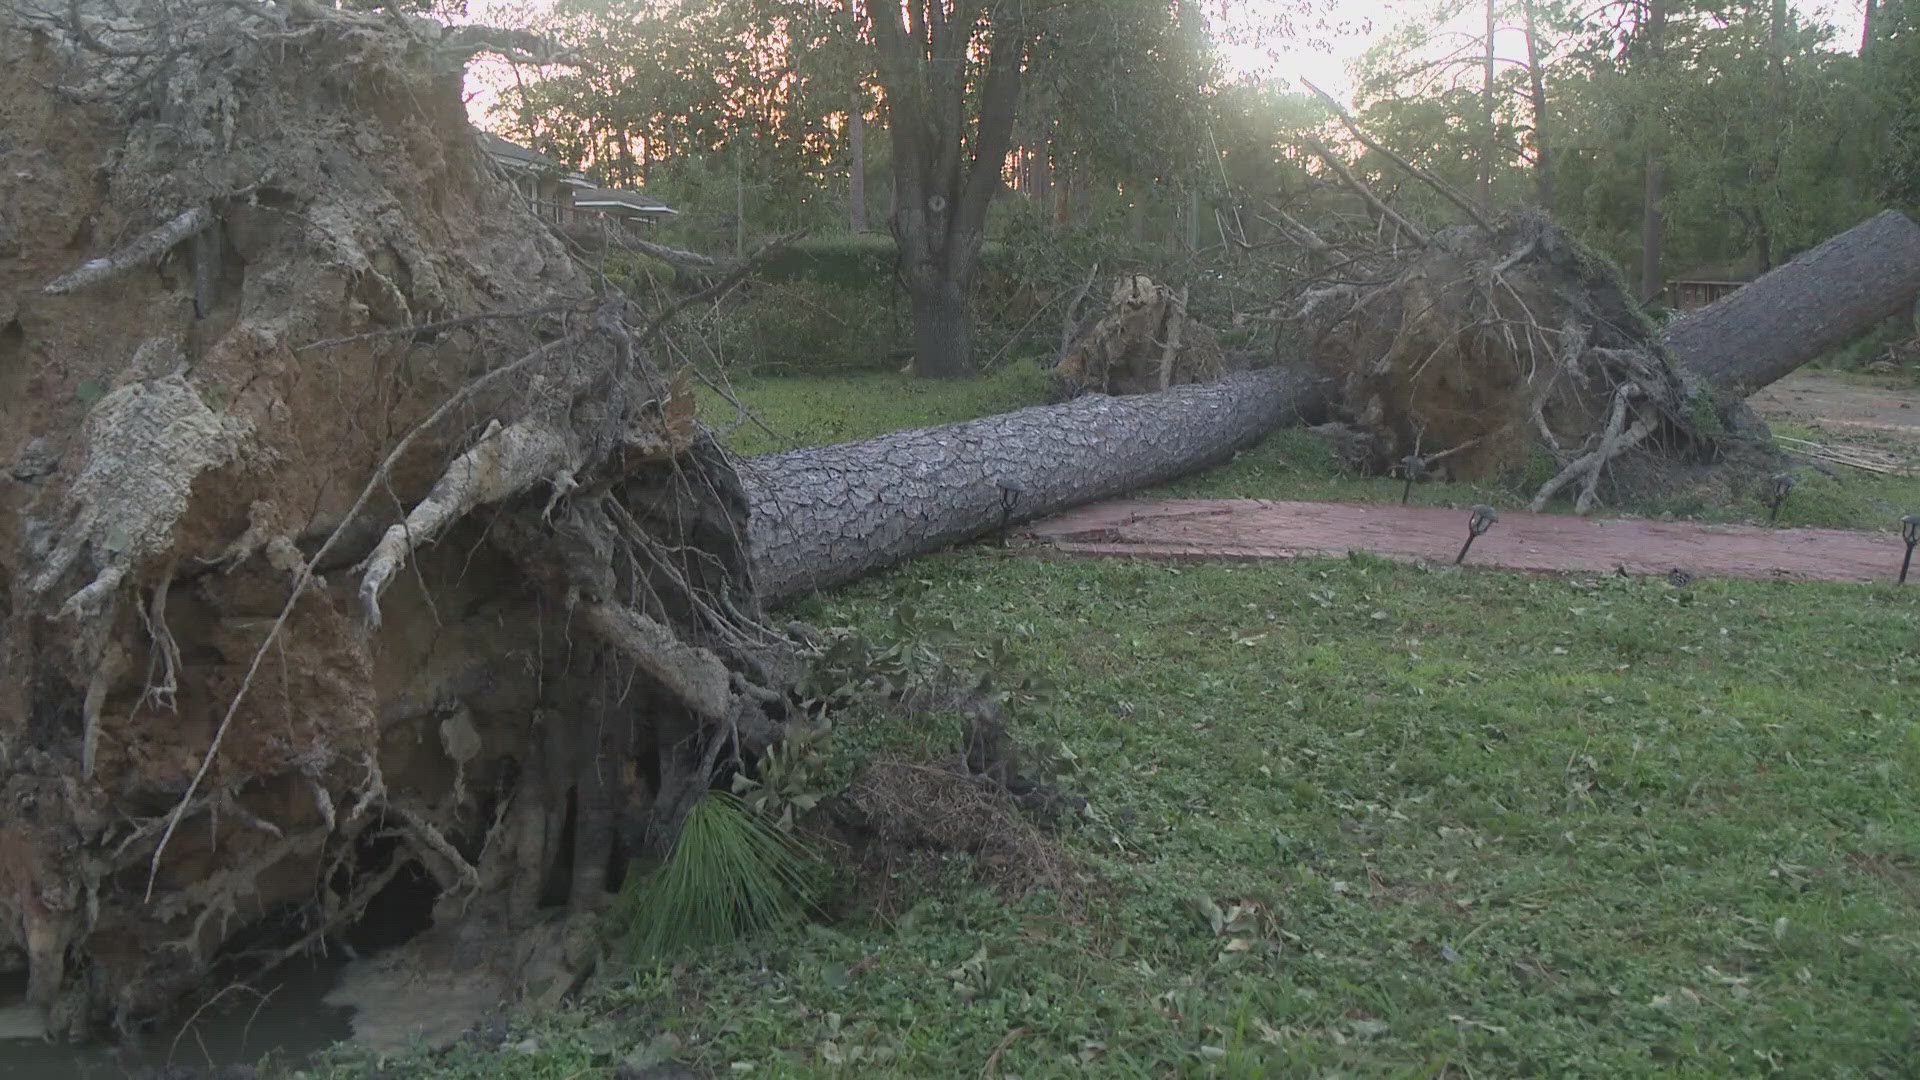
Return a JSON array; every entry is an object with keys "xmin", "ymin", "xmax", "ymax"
[{"xmin": 1751, "ymin": 370, "xmax": 1920, "ymax": 453}]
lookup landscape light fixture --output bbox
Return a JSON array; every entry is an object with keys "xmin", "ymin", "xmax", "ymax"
[
  {"xmin": 1456, "ymin": 504, "xmax": 1499, "ymax": 565},
  {"xmin": 1901, "ymin": 514, "xmax": 1919, "ymax": 584},
  {"xmin": 997, "ymin": 479, "xmax": 1025, "ymax": 547},
  {"xmin": 1400, "ymin": 454, "xmax": 1426, "ymax": 505},
  {"xmin": 1767, "ymin": 472, "xmax": 1794, "ymax": 523}
]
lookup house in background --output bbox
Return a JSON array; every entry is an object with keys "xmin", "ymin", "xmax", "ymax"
[
  {"xmin": 478, "ymin": 131, "xmax": 678, "ymax": 231},
  {"xmin": 573, "ymin": 186, "xmax": 678, "ymax": 226}
]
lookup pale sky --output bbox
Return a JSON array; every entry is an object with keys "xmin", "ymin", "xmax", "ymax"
[
  {"xmin": 1221, "ymin": 0, "xmax": 1870, "ymax": 102},
  {"xmin": 464, "ymin": 0, "xmax": 1873, "ymax": 125}
]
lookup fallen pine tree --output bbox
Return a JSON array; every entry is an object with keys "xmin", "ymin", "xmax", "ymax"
[
  {"xmin": 746, "ymin": 207, "xmax": 1920, "ymax": 603},
  {"xmin": 742, "ymin": 364, "xmax": 1334, "ymax": 604},
  {"xmin": 5, "ymin": 0, "xmax": 1919, "ymax": 1045}
]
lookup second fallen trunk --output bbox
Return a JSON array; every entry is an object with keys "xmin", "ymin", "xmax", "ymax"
[{"xmin": 1663, "ymin": 209, "xmax": 1920, "ymax": 393}]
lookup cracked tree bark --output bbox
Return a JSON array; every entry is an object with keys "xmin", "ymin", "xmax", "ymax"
[
  {"xmin": 741, "ymin": 365, "xmax": 1334, "ymax": 604},
  {"xmin": 1664, "ymin": 209, "xmax": 1920, "ymax": 393}
]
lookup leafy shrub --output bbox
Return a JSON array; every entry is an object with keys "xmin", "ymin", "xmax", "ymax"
[{"xmin": 711, "ymin": 280, "xmax": 907, "ymax": 375}]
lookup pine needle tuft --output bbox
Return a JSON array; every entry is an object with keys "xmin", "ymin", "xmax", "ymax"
[{"xmin": 619, "ymin": 790, "xmax": 817, "ymax": 958}]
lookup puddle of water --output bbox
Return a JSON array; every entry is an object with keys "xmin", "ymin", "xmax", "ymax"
[{"xmin": 0, "ymin": 959, "xmax": 355, "ymax": 1078}]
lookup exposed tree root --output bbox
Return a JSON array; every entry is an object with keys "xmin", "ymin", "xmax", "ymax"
[
  {"xmin": 0, "ymin": 2, "xmax": 808, "ymax": 1038},
  {"xmin": 41, "ymin": 204, "xmax": 213, "ymax": 296}
]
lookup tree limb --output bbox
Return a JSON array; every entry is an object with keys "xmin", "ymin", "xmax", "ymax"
[
  {"xmin": 43, "ymin": 205, "xmax": 212, "ymax": 295},
  {"xmin": 1302, "ymin": 79, "xmax": 1493, "ymax": 233},
  {"xmin": 1302, "ymin": 137, "xmax": 1430, "ymax": 248}
]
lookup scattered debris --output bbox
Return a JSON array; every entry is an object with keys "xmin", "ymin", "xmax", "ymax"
[{"xmin": 1052, "ymin": 275, "xmax": 1232, "ymax": 398}]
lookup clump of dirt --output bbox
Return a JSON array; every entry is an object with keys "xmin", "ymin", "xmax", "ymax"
[
  {"xmin": 825, "ymin": 687, "xmax": 1090, "ymax": 914},
  {"xmin": 837, "ymin": 759, "xmax": 1076, "ymax": 899},
  {"xmin": 1287, "ymin": 212, "xmax": 1775, "ymax": 512},
  {"xmin": 0, "ymin": 1, "xmax": 796, "ymax": 1039},
  {"xmin": 1052, "ymin": 275, "xmax": 1232, "ymax": 398}
]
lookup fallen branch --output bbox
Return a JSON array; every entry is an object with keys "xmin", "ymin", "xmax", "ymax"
[
  {"xmin": 1302, "ymin": 79, "xmax": 1493, "ymax": 233},
  {"xmin": 1261, "ymin": 204, "xmax": 1335, "ymax": 257},
  {"xmin": 631, "ymin": 231, "xmax": 805, "ymax": 350},
  {"xmin": 1057, "ymin": 262, "xmax": 1100, "ymax": 360},
  {"xmin": 603, "ymin": 233, "xmax": 735, "ymax": 271},
  {"xmin": 43, "ymin": 204, "xmax": 212, "ymax": 295},
  {"xmin": 1302, "ymin": 137, "xmax": 1429, "ymax": 248},
  {"xmin": 1775, "ymin": 436, "xmax": 1914, "ymax": 475}
]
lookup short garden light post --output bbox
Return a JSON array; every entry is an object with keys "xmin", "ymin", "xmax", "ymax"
[
  {"xmin": 1901, "ymin": 514, "xmax": 1919, "ymax": 584},
  {"xmin": 1456, "ymin": 504, "xmax": 1499, "ymax": 565},
  {"xmin": 1400, "ymin": 454, "xmax": 1426, "ymax": 505},
  {"xmin": 997, "ymin": 480, "xmax": 1025, "ymax": 547},
  {"xmin": 1767, "ymin": 472, "xmax": 1794, "ymax": 523}
]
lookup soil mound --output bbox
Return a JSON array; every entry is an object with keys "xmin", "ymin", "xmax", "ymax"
[
  {"xmin": 1, "ymin": 1, "xmax": 792, "ymax": 1038},
  {"xmin": 1052, "ymin": 275, "xmax": 1231, "ymax": 397},
  {"xmin": 1287, "ymin": 213, "xmax": 1776, "ymax": 511}
]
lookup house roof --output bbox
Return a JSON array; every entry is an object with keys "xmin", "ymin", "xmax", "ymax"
[
  {"xmin": 573, "ymin": 186, "xmax": 678, "ymax": 216},
  {"xmin": 478, "ymin": 130, "xmax": 563, "ymax": 173}
]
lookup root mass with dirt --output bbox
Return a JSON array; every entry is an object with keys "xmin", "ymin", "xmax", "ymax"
[{"xmin": 0, "ymin": 0, "xmax": 802, "ymax": 1038}]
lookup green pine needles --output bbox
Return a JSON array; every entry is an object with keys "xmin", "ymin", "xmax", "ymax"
[{"xmin": 618, "ymin": 790, "xmax": 818, "ymax": 959}]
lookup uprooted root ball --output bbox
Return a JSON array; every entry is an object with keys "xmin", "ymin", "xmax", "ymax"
[
  {"xmin": 1288, "ymin": 213, "xmax": 1771, "ymax": 512},
  {"xmin": 0, "ymin": 1, "xmax": 796, "ymax": 1037}
]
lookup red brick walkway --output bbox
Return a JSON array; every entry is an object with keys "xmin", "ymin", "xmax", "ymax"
[{"xmin": 1021, "ymin": 499, "xmax": 1912, "ymax": 584}]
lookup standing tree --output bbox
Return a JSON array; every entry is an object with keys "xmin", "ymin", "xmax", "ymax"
[
  {"xmin": 859, "ymin": 0, "xmax": 1231, "ymax": 377},
  {"xmin": 861, "ymin": 1, "xmax": 1031, "ymax": 377}
]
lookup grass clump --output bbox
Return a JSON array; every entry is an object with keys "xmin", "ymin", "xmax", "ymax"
[{"xmin": 617, "ymin": 791, "xmax": 819, "ymax": 960}]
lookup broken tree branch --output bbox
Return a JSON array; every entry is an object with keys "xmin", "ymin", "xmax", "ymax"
[
  {"xmin": 1057, "ymin": 262, "xmax": 1100, "ymax": 360},
  {"xmin": 1302, "ymin": 79, "xmax": 1494, "ymax": 234},
  {"xmin": 1302, "ymin": 137, "xmax": 1430, "ymax": 248},
  {"xmin": 43, "ymin": 204, "xmax": 212, "ymax": 295}
]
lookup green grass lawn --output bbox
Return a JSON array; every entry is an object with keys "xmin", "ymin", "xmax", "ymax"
[
  {"xmin": 695, "ymin": 365, "xmax": 1054, "ymax": 457},
  {"xmin": 309, "ymin": 372, "xmax": 1920, "ymax": 1078}
]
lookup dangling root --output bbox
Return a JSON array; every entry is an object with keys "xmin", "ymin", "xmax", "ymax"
[
  {"xmin": 359, "ymin": 417, "xmax": 580, "ymax": 626},
  {"xmin": 1529, "ymin": 382, "xmax": 1656, "ymax": 513}
]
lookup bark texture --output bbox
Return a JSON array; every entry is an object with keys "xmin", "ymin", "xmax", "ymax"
[
  {"xmin": 865, "ymin": 0, "xmax": 1028, "ymax": 377},
  {"xmin": 1665, "ymin": 209, "xmax": 1920, "ymax": 393},
  {"xmin": 741, "ymin": 365, "xmax": 1333, "ymax": 604}
]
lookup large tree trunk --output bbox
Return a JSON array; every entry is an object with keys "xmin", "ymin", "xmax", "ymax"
[
  {"xmin": 843, "ymin": 0, "xmax": 866, "ymax": 232},
  {"xmin": 1480, "ymin": 0, "xmax": 1496, "ymax": 211},
  {"xmin": 1638, "ymin": 0, "xmax": 1669, "ymax": 302},
  {"xmin": 864, "ymin": 0, "xmax": 1026, "ymax": 378},
  {"xmin": 905, "ymin": 268, "xmax": 977, "ymax": 378},
  {"xmin": 742, "ymin": 366, "xmax": 1334, "ymax": 603},
  {"xmin": 1521, "ymin": 0, "xmax": 1554, "ymax": 209},
  {"xmin": 1666, "ymin": 209, "xmax": 1920, "ymax": 392}
]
